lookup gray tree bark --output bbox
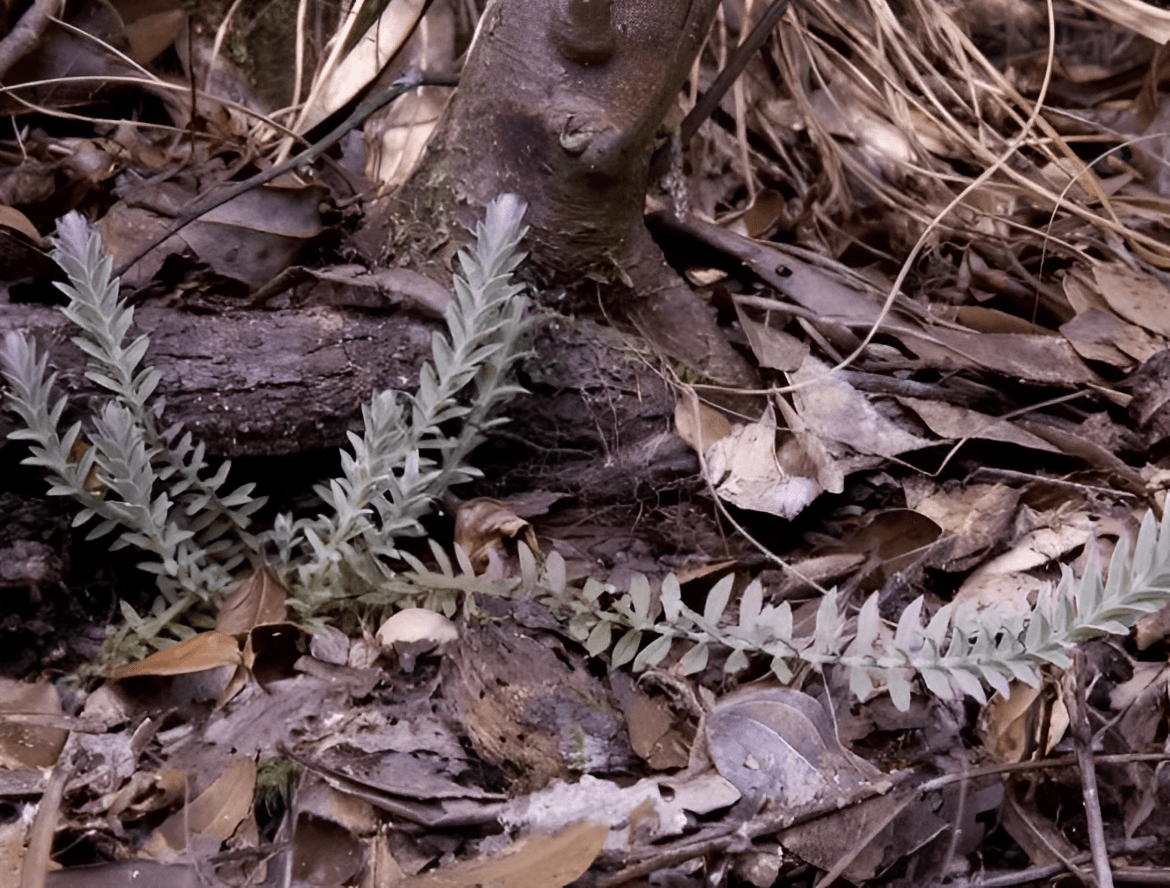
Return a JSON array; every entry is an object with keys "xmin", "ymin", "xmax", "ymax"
[{"xmin": 383, "ymin": 0, "xmax": 721, "ymax": 293}]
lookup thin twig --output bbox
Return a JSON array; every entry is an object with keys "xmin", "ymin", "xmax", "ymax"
[
  {"xmin": 19, "ymin": 736, "xmax": 75, "ymax": 888},
  {"xmin": 959, "ymin": 853, "xmax": 1091, "ymax": 888},
  {"xmin": 1069, "ymin": 649, "xmax": 1115, "ymax": 888}
]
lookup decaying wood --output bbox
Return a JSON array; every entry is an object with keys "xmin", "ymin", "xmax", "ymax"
[
  {"xmin": 1, "ymin": 302, "xmax": 435, "ymax": 457},
  {"xmin": 0, "ymin": 300, "xmax": 688, "ymax": 502}
]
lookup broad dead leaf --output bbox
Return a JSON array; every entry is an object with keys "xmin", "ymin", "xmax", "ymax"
[
  {"xmin": 978, "ymin": 684, "xmax": 1067, "ymax": 762},
  {"xmin": 143, "ymin": 758, "xmax": 257, "ymax": 860},
  {"xmin": 402, "ymin": 820, "xmax": 608, "ymax": 888},
  {"xmin": 1093, "ymin": 262, "xmax": 1170, "ymax": 338},
  {"xmin": 705, "ymin": 686, "xmax": 886, "ymax": 809},
  {"xmin": 724, "ymin": 187, "xmax": 790, "ymax": 240},
  {"xmin": 0, "ymin": 205, "xmax": 44, "ymax": 245},
  {"xmin": 609, "ymin": 672, "xmax": 692, "ymax": 770},
  {"xmin": 109, "ymin": 632, "xmax": 242, "ymax": 680},
  {"xmin": 1066, "ymin": 0, "xmax": 1170, "ymax": 43},
  {"xmin": 1061, "ymin": 308, "xmax": 1161, "ymax": 367},
  {"xmin": 178, "ymin": 185, "xmax": 325, "ymax": 287},
  {"xmin": 294, "ymin": 0, "xmax": 429, "ymax": 133},
  {"xmin": 216, "ymin": 567, "xmax": 289, "ymax": 636},
  {"xmin": 954, "ymin": 510, "xmax": 1101, "ymax": 615},
  {"xmin": 777, "ymin": 787, "xmax": 929, "ymax": 884},
  {"xmin": 704, "ymin": 404, "xmax": 823, "ymax": 519},
  {"xmin": 454, "ymin": 497, "xmax": 538, "ymax": 576},
  {"xmin": 899, "ymin": 398, "xmax": 1059, "ymax": 453},
  {"xmin": 792, "ymin": 357, "xmax": 932, "ymax": 458},
  {"xmin": 293, "ymin": 264, "xmax": 453, "ymax": 318},
  {"xmin": 911, "ymin": 483, "xmax": 1020, "ymax": 569},
  {"xmin": 370, "ymin": 85, "xmax": 450, "ymax": 189},
  {"xmin": 0, "ymin": 814, "xmax": 23, "ymax": 887},
  {"xmin": 0, "ymin": 678, "xmax": 67, "ymax": 769},
  {"xmin": 734, "ymin": 303, "xmax": 809, "ymax": 372},
  {"xmin": 674, "ymin": 386, "xmax": 732, "ymax": 453},
  {"xmin": 123, "ymin": 8, "xmax": 185, "ymax": 65},
  {"xmin": 899, "ymin": 326, "xmax": 1099, "ymax": 385}
]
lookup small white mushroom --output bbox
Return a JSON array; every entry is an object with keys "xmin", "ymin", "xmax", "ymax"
[{"xmin": 375, "ymin": 608, "xmax": 459, "ymax": 672}]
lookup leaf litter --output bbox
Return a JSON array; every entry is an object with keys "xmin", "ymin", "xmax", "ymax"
[{"xmin": 6, "ymin": 0, "xmax": 1170, "ymax": 885}]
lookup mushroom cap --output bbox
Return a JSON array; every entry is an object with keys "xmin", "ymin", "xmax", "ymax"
[{"xmin": 375, "ymin": 607, "xmax": 459, "ymax": 649}]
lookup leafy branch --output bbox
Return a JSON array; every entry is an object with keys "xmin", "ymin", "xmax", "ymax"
[
  {"xmin": 279, "ymin": 194, "xmax": 531, "ymax": 619},
  {"xmin": 1, "ymin": 217, "xmax": 264, "ymax": 646},
  {"xmin": 10, "ymin": 201, "xmax": 1165, "ymax": 711},
  {"xmin": 537, "ymin": 508, "xmax": 1170, "ymax": 710},
  {"xmin": 1, "ymin": 196, "xmax": 532, "ymax": 652},
  {"xmin": 377, "ymin": 508, "xmax": 1170, "ymax": 712}
]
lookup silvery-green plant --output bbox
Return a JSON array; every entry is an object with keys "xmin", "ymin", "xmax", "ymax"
[
  {"xmin": 1, "ymin": 195, "xmax": 532, "ymax": 651},
  {"xmin": 274, "ymin": 193, "xmax": 531, "ymax": 620},
  {"xmin": 378, "ymin": 509, "xmax": 1170, "ymax": 712},
  {"xmin": 10, "ymin": 200, "xmax": 1167, "ymax": 712},
  {"xmin": 2, "ymin": 213, "xmax": 264, "ymax": 644},
  {"xmin": 538, "ymin": 508, "xmax": 1170, "ymax": 710}
]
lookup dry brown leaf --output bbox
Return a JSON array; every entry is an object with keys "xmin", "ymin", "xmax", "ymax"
[
  {"xmin": 723, "ymin": 188, "xmax": 790, "ymax": 239},
  {"xmin": 1016, "ymin": 419, "xmax": 1146, "ymax": 489},
  {"xmin": 104, "ymin": 770, "xmax": 188, "ymax": 820},
  {"xmin": 122, "ymin": 9, "xmax": 185, "ymax": 65},
  {"xmin": 1092, "ymin": 262, "xmax": 1170, "ymax": 338},
  {"xmin": 954, "ymin": 511, "xmax": 1100, "ymax": 615},
  {"xmin": 0, "ymin": 815, "xmax": 23, "ymax": 887},
  {"xmin": 1002, "ymin": 789, "xmax": 1081, "ymax": 869},
  {"xmin": 0, "ymin": 206, "xmax": 44, "ymax": 245},
  {"xmin": 733, "ymin": 300, "xmax": 809, "ymax": 372},
  {"xmin": 454, "ymin": 497, "xmax": 538, "ymax": 576},
  {"xmin": 609, "ymin": 672, "xmax": 692, "ymax": 770},
  {"xmin": 899, "ymin": 327, "xmax": 1099, "ymax": 385},
  {"xmin": 143, "ymin": 758, "xmax": 256, "ymax": 860},
  {"xmin": 0, "ymin": 678, "xmax": 67, "ymax": 769},
  {"xmin": 295, "ymin": 0, "xmax": 429, "ymax": 133},
  {"xmin": 369, "ymin": 86, "xmax": 450, "ymax": 189},
  {"xmin": 671, "ymin": 559, "xmax": 739, "ymax": 585},
  {"xmin": 953, "ymin": 304, "xmax": 1047, "ymax": 336},
  {"xmin": 705, "ymin": 404, "xmax": 823, "ymax": 519},
  {"xmin": 178, "ymin": 185, "xmax": 325, "ymax": 287},
  {"xmin": 215, "ymin": 567, "xmax": 288, "ymax": 636},
  {"xmin": 898, "ymin": 398, "xmax": 1059, "ymax": 452},
  {"xmin": 911, "ymin": 483, "xmax": 1020, "ymax": 569},
  {"xmin": 705, "ymin": 686, "xmax": 887, "ymax": 809},
  {"xmin": 402, "ymin": 820, "xmax": 608, "ymax": 888},
  {"xmin": 289, "ymin": 809, "xmax": 367, "ymax": 885},
  {"xmin": 1066, "ymin": 0, "xmax": 1170, "ymax": 43},
  {"xmin": 1060, "ymin": 308, "xmax": 1161, "ymax": 367},
  {"xmin": 792, "ymin": 357, "xmax": 932, "ymax": 458},
  {"xmin": 297, "ymin": 264, "xmax": 453, "ymax": 318},
  {"xmin": 846, "ymin": 509, "xmax": 943, "ymax": 581},
  {"xmin": 977, "ymin": 683, "xmax": 1065, "ymax": 762},
  {"xmin": 109, "ymin": 632, "xmax": 242, "ymax": 680},
  {"xmin": 674, "ymin": 386, "xmax": 733, "ymax": 453},
  {"xmin": 1135, "ymin": 601, "xmax": 1170, "ymax": 651}
]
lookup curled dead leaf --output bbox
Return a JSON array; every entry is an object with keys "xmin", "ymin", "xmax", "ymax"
[{"xmin": 455, "ymin": 497, "xmax": 539, "ymax": 577}]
